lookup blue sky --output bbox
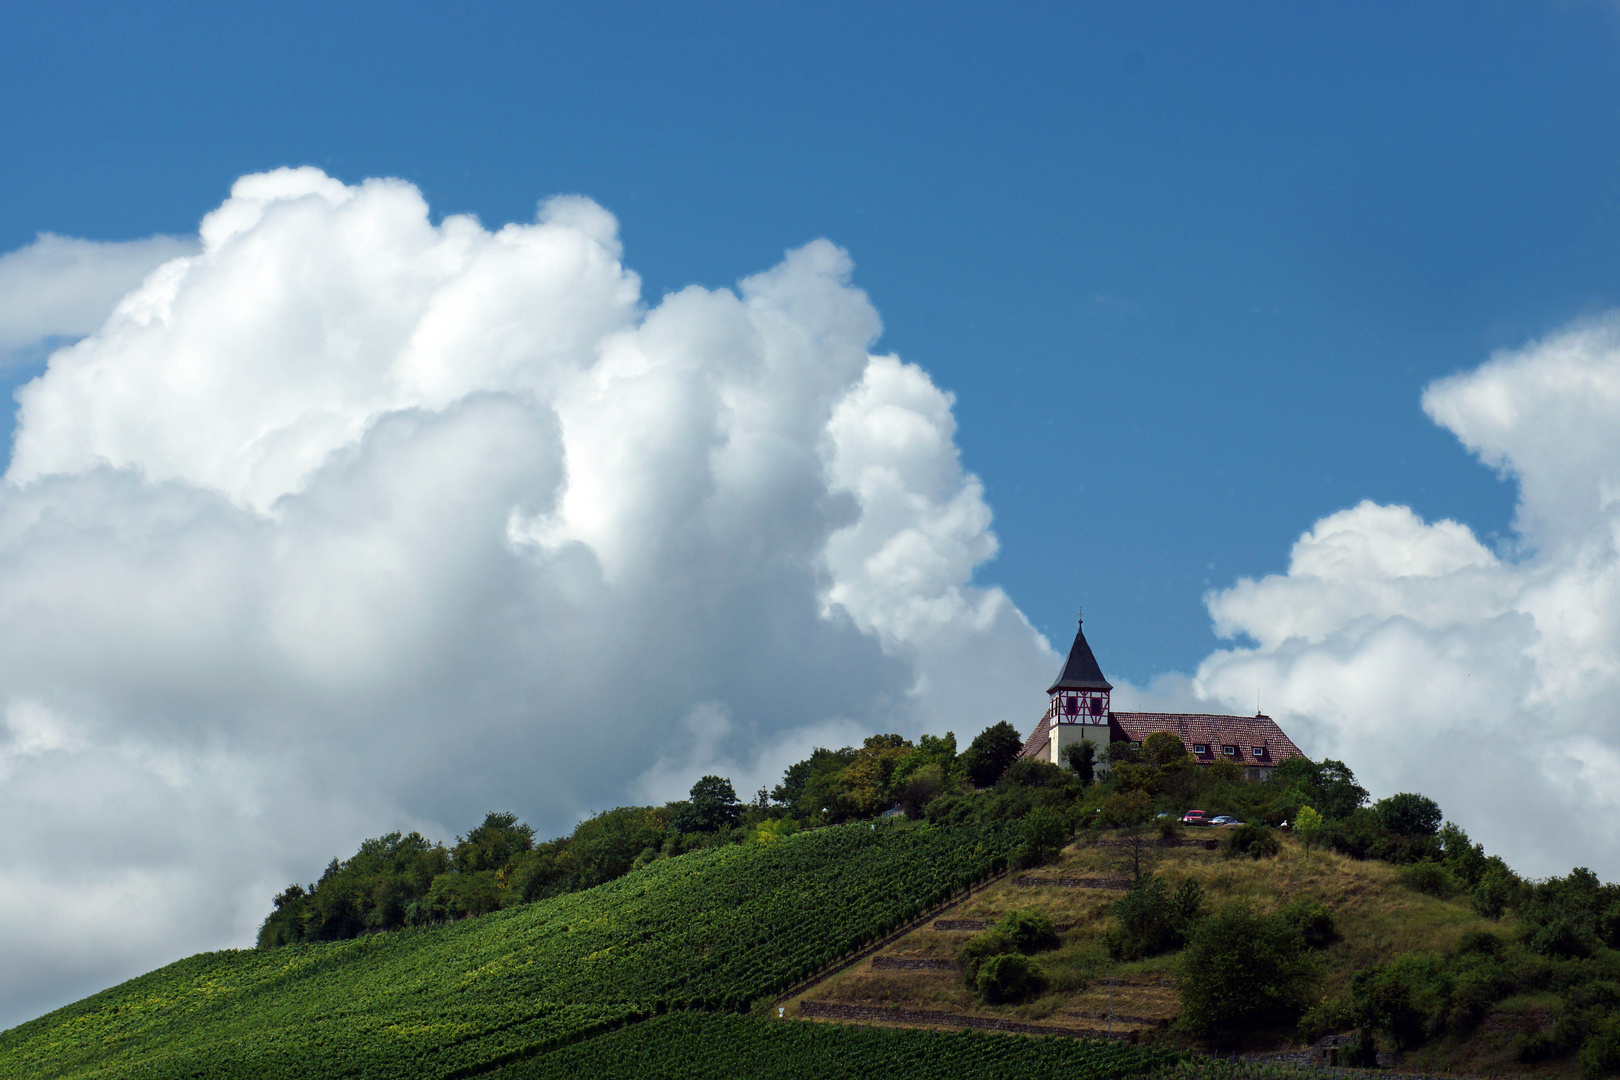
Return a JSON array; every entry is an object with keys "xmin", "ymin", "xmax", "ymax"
[{"xmin": 14, "ymin": 3, "xmax": 1619, "ymax": 679}]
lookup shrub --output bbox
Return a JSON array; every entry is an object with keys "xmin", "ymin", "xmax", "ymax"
[
  {"xmin": 1297, "ymin": 995, "xmax": 1357, "ymax": 1042},
  {"xmin": 1334, "ymin": 1028, "xmax": 1379, "ymax": 1067},
  {"xmin": 1354, "ymin": 958, "xmax": 1433, "ymax": 1051},
  {"xmin": 1399, "ymin": 858, "xmax": 1458, "ymax": 898},
  {"xmin": 752, "ymin": 817, "xmax": 799, "ymax": 844},
  {"xmin": 1373, "ymin": 792, "xmax": 1443, "ymax": 837},
  {"xmin": 997, "ymin": 757, "xmax": 1069, "ymax": 790},
  {"xmin": 1454, "ymin": 928, "xmax": 1505, "ymax": 957},
  {"xmin": 1581, "ymin": 1017, "xmax": 1620, "ymax": 1080},
  {"xmin": 1108, "ymin": 874, "xmax": 1204, "ymax": 960},
  {"xmin": 994, "ymin": 910, "xmax": 1061, "ymax": 954},
  {"xmin": 1472, "ymin": 871, "xmax": 1513, "ymax": 919},
  {"xmin": 1280, "ymin": 896, "xmax": 1339, "ymax": 948},
  {"xmin": 959, "ymin": 930, "xmax": 1016, "ymax": 988},
  {"xmin": 1530, "ymin": 917, "xmax": 1600, "ymax": 960},
  {"xmin": 1180, "ymin": 905, "xmax": 1318, "ymax": 1043},
  {"xmin": 1012, "ymin": 807, "xmax": 1071, "ymax": 868},
  {"xmin": 1222, "ymin": 823, "xmax": 1280, "ymax": 861},
  {"xmin": 896, "ymin": 764, "xmax": 944, "ymax": 818},
  {"xmin": 975, "ymin": 952, "xmax": 1047, "ymax": 1004}
]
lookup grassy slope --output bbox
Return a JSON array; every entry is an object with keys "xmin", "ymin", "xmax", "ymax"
[
  {"xmin": 795, "ymin": 830, "xmax": 1516, "ymax": 1058},
  {"xmin": 0, "ymin": 821, "xmax": 1011, "ymax": 1080}
]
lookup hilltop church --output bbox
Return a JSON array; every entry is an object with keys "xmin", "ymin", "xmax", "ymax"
[{"xmin": 1020, "ymin": 615, "xmax": 1302, "ymax": 781}]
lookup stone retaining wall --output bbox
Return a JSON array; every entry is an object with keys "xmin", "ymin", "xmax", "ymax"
[{"xmin": 797, "ymin": 1000, "xmax": 1139, "ymax": 1042}]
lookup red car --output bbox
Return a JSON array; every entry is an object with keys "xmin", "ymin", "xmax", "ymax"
[{"xmin": 1181, "ymin": 810, "xmax": 1211, "ymax": 826}]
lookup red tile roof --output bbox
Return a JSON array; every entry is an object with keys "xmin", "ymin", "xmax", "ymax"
[
  {"xmin": 1111, "ymin": 712, "xmax": 1302, "ymax": 767},
  {"xmin": 1017, "ymin": 710, "xmax": 1304, "ymax": 768},
  {"xmin": 1019, "ymin": 716, "xmax": 1054, "ymax": 760}
]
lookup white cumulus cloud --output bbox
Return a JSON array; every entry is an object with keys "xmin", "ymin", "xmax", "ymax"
[
  {"xmin": 0, "ymin": 232, "xmax": 198, "ymax": 360},
  {"xmin": 1195, "ymin": 317, "xmax": 1620, "ymax": 881},
  {"xmin": 0, "ymin": 168, "xmax": 1056, "ymax": 1027}
]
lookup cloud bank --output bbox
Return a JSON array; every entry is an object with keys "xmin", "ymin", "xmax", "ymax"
[
  {"xmin": 0, "ymin": 168, "xmax": 1054, "ymax": 1026},
  {"xmin": 0, "ymin": 232, "xmax": 197, "ymax": 361},
  {"xmin": 1196, "ymin": 318, "xmax": 1620, "ymax": 881}
]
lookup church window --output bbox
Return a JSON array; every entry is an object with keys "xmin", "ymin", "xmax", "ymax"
[
  {"xmin": 1064, "ymin": 697, "xmax": 1078, "ymax": 716},
  {"xmin": 1088, "ymin": 697, "xmax": 1103, "ymax": 716}
]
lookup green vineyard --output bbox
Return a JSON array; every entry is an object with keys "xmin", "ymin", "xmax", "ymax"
[
  {"xmin": 484, "ymin": 1012, "xmax": 1184, "ymax": 1080},
  {"xmin": 0, "ymin": 821, "xmax": 1015, "ymax": 1079}
]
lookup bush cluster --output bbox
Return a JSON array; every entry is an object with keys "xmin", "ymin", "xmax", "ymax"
[{"xmin": 960, "ymin": 910, "xmax": 1063, "ymax": 1004}]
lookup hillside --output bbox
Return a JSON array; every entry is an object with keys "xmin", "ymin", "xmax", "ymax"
[
  {"xmin": 9, "ymin": 724, "xmax": 1618, "ymax": 1080},
  {"xmin": 0, "ymin": 821, "xmax": 1062, "ymax": 1080},
  {"xmin": 789, "ymin": 829, "xmax": 1518, "ymax": 1064}
]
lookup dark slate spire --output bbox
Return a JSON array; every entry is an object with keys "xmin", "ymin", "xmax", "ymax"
[{"xmin": 1047, "ymin": 615, "xmax": 1112, "ymax": 693}]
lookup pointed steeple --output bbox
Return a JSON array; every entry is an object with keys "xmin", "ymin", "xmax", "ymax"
[{"xmin": 1047, "ymin": 614, "xmax": 1113, "ymax": 694}]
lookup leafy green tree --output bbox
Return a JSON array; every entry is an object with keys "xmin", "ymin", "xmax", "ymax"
[
  {"xmin": 836, "ymin": 735, "xmax": 915, "ymax": 815},
  {"xmin": 571, "ymin": 806, "xmax": 668, "ymax": 885},
  {"xmin": 1014, "ymin": 806, "xmax": 1070, "ymax": 868},
  {"xmin": 1141, "ymin": 731, "xmax": 1189, "ymax": 766},
  {"xmin": 676, "ymin": 775, "xmax": 743, "ymax": 832},
  {"xmin": 453, "ymin": 812, "xmax": 535, "ymax": 873},
  {"xmin": 1107, "ymin": 874, "xmax": 1204, "ymax": 960},
  {"xmin": 895, "ymin": 763, "xmax": 944, "ymax": 818},
  {"xmin": 1373, "ymin": 792, "xmax": 1443, "ymax": 836},
  {"xmin": 774, "ymin": 746, "xmax": 859, "ymax": 819},
  {"xmin": 1438, "ymin": 820, "xmax": 1489, "ymax": 886},
  {"xmin": 1064, "ymin": 738, "xmax": 1096, "ymax": 785},
  {"xmin": 1295, "ymin": 805, "xmax": 1323, "ymax": 856},
  {"xmin": 1103, "ymin": 739, "xmax": 1138, "ymax": 765},
  {"xmin": 1180, "ymin": 905, "xmax": 1319, "ymax": 1043},
  {"xmin": 1273, "ymin": 757, "xmax": 1369, "ymax": 819},
  {"xmin": 1472, "ymin": 870, "xmax": 1513, "ymax": 919},
  {"xmin": 961, "ymin": 722, "xmax": 1025, "ymax": 787}
]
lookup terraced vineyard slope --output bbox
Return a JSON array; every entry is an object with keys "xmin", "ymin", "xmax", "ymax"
[{"xmin": 0, "ymin": 821, "xmax": 1012, "ymax": 1080}]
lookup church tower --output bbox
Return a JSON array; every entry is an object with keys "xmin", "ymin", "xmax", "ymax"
[
  {"xmin": 1048, "ymin": 613, "xmax": 1112, "ymax": 721},
  {"xmin": 1034, "ymin": 613, "xmax": 1114, "ymax": 766}
]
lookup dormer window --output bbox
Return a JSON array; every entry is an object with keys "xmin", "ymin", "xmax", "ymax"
[
  {"xmin": 1252, "ymin": 746, "xmax": 1265, "ymax": 758},
  {"xmin": 1222, "ymin": 745, "xmax": 1237, "ymax": 757},
  {"xmin": 1193, "ymin": 743, "xmax": 1209, "ymax": 755}
]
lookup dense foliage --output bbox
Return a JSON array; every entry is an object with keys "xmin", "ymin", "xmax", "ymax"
[
  {"xmin": 1180, "ymin": 905, "xmax": 1321, "ymax": 1043},
  {"xmin": 0, "ymin": 821, "xmax": 1013, "ymax": 1080},
  {"xmin": 959, "ymin": 909, "xmax": 1063, "ymax": 1003},
  {"xmin": 1106, "ymin": 874, "xmax": 1205, "ymax": 961},
  {"xmin": 482, "ymin": 1012, "xmax": 1183, "ymax": 1080}
]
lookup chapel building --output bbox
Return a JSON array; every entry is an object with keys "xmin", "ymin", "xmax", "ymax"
[{"xmin": 1019, "ymin": 615, "xmax": 1303, "ymax": 781}]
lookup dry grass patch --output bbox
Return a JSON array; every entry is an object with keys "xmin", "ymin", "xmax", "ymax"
[{"xmin": 787, "ymin": 827, "xmax": 1508, "ymax": 1046}]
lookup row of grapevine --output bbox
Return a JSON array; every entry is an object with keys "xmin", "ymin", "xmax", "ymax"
[
  {"xmin": 0, "ymin": 820, "xmax": 1015, "ymax": 1079},
  {"xmin": 483, "ymin": 1012, "xmax": 1184, "ymax": 1080}
]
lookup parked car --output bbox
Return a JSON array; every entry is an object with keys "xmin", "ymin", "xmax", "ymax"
[
  {"xmin": 1210, "ymin": 815, "xmax": 1242, "ymax": 827},
  {"xmin": 1181, "ymin": 810, "xmax": 1210, "ymax": 826}
]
